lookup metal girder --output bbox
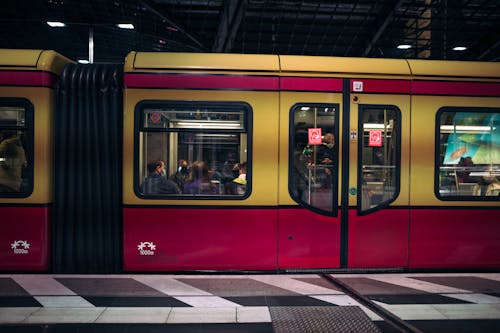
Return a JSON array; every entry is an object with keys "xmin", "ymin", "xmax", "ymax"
[
  {"xmin": 139, "ymin": 0, "xmax": 208, "ymax": 52},
  {"xmin": 212, "ymin": 0, "xmax": 247, "ymax": 52},
  {"xmin": 362, "ymin": 0, "xmax": 405, "ymax": 57}
]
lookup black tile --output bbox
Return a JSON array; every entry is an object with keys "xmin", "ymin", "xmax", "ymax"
[
  {"xmin": 0, "ymin": 278, "xmax": 29, "ymax": 296},
  {"xmin": 83, "ymin": 296, "xmax": 191, "ymax": 307},
  {"xmin": 0, "ymin": 325, "xmax": 44, "ymax": 333},
  {"xmin": 0, "ymin": 296, "xmax": 41, "ymax": 307},
  {"xmin": 225, "ymin": 295, "xmax": 335, "ymax": 306},
  {"xmin": 411, "ymin": 276, "xmax": 500, "ymax": 294},
  {"xmin": 55, "ymin": 278, "xmax": 164, "ymax": 296},
  {"xmin": 368, "ymin": 294, "xmax": 472, "ymax": 304}
]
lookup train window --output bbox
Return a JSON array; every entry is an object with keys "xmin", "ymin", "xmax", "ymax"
[
  {"xmin": 0, "ymin": 98, "xmax": 33, "ymax": 197},
  {"xmin": 358, "ymin": 105, "xmax": 401, "ymax": 214},
  {"xmin": 289, "ymin": 103, "xmax": 339, "ymax": 216},
  {"xmin": 135, "ymin": 101, "xmax": 251, "ymax": 198},
  {"xmin": 436, "ymin": 108, "xmax": 500, "ymax": 200}
]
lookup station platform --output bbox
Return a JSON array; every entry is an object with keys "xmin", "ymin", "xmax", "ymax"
[{"xmin": 1, "ymin": 272, "xmax": 500, "ymax": 332}]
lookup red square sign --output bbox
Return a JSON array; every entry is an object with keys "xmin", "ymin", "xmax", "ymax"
[
  {"xmin": 369, "ymin": 130, "xmax": 383, "ymax": 147},
  {"xmin": 308, "ymin": 128, "xmax": 322, "ymax": 145}
]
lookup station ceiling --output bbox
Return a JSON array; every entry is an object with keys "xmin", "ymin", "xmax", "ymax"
[{"xmin": 1, "ymin": 0, "xmax": 499, "ymax": 64}]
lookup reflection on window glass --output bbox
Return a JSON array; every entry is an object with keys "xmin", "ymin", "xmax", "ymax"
[
  {"xmin": 359, "ymin": 106, "xmax": 400, "ymax": 213},
  {"xmin": 289, "ymin": 104, "xmax": 338, "ymax": 215},
  {"xmin": 137, "ymin": 102, "xmax": 250, "ymax": 198},
  {"xmin": 437, "ymin": 109, "xmax": 500, "ymax": 199},
  {"xmin": 0, "ymin": 105, "xmax": 31, "ymax": 196}
]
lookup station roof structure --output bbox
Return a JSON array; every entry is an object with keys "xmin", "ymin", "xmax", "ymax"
[{"xmin": 1, "ymin": 0, "xmax": 499, "ymax": 63}]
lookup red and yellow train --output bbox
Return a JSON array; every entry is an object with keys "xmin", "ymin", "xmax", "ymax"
[{"xmin": 1, "ymin": 49, "xmax": 499, "ymax": 272}]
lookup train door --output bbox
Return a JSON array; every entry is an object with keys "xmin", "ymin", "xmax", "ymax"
[
  {"xmin": 346, "ymin": 80, "xmax": 411, "ymax": 268},
  {"xmin": 278, "ymin": 77, "xmax": 344, "ymax": 269},
  {"xmin": 278, "ymin": 73, "xmax": 411, "ymax": 270}
]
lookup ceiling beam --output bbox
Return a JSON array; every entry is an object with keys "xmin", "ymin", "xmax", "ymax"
[
  {"xmin": 212, "ymin": 0, "xmax": 247, "ymax": 52},
  {"xmin": 362, "ymin": 0, "xmax": 405, "ymax": 57},
  {"xmin": 139, "ymin": 0, "xmax": 208, "ymax": 52}
]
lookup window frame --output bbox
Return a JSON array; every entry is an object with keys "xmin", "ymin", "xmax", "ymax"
[
  {"xmin": 133, "ymin": 100, "xmax": 253, "ymax": 200},
  {"xmin": 0, "ymin": 97, "xmax": 34, "ymax": 198},
  {"xmin": 288, "ymin": 102, "xmax": 340, "ymax": 217},
  {"xmin": 357, "ymin": 104, "xmax": 402, "ymax": 215},
  {"xmin": 434, "ymin": 106, "xmax": 500, "ymax": 202}
]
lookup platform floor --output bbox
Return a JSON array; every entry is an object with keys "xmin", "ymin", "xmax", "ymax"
[{"xmin": 1, "ymin": 272, "xmax": 500, "ymax": 332}]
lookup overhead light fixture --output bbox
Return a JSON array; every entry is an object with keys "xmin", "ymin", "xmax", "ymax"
[
  {"xmin": 397, "ymin": 44, "xmax": 412, "ymax": 50},
  {"xmin": 117, "ymin": 23, "xmax": 134, "ymax": 30},
  {"xmin": 452, "ymin": 46, "xmax": 467, "ymax": 51},
  {"xmin": 77, "ymin": 59, "xmax": 90, "ymax": 64},
  {"xmin": 47, "ymin": 21, "xmax": 66, "ymax": 27}
]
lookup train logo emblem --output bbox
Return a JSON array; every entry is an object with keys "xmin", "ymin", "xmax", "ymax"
[
  {"xmin": 137, "ymin": 241, "xmax": 156, "ymax": 256},
  {"xmin": 11, "ymin": 240, "xmax": 30, "ymax": 254}
]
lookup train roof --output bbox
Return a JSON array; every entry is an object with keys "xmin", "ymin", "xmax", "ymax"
[
  {"xmin": 126, "ymin": 51, "xmax": 500, "ymax": 81},
  {"xmin": 0, "ymin": 49, "xmax": 72, "ymax": 75}
]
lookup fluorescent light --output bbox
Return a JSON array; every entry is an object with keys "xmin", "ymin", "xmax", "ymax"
[
  {"xmin": 452, "ymin": 46, "xmax": 467, "ymax": 51},
  {"xmin": 441, "ymin": 125, "xmax": 492, "ymax": 132},
  {"xmin": 177, "ymin": 122, "xmax": 241, "ymax": 127},
  {"xmin": 364, "ymin": 123, "xmax": 391, "ymax": 129},
  {"xmin": 397, "ymin": 44, "xmax": 412, "ymax": 49},
  {"xmin": 117, "ymin": 23, "xmax": 134, "ymax": 30},
  {"xmin": 47, "ymin": 21, "xmax": 66, "ymax": 27},
  {"xmin": 77, "ymin": 59, "xmax": 90, "ymax": 64}
]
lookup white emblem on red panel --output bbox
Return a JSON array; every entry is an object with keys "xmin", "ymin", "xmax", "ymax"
[
  {"xmin": 137, "ymin": 241, "xmax": 156, "ymax": 255},
  {"xmin": 11, "ymin": 240, "xmax": 30, "ymax": 254}
]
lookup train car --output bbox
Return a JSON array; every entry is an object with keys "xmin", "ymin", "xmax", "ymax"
[
  {"xmin": 122, "ymin": 52, "xmax": 500, "ymax": 272},
  {"xmin": 0, "ymin": 49, "xmax": 71, "ymax": 270}
]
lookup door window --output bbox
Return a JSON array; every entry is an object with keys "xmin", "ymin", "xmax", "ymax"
[
  {"xmin": 289, "ymin": 104, "xmax": 339, "ymax": 215},
  {"xmin": 358, "ymin": 105, "xmax": 401, "ymax": 214}
]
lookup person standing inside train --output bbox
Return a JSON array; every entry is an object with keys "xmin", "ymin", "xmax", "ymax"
[
  {"xmin": 141, "ymin": 160, "xmax": 180, "ymax": 194},
  {"xmin": 0, "ymin": 130, "xmax": 26, "ymax": 192},
  {"xmin": 316, "ymin": 132, "xmax": 336, "ymax": 188}
]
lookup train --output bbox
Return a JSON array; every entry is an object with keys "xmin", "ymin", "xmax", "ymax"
[{"xmin": 0, "ymin": 49, "xmax": 499, "ymax": 273}]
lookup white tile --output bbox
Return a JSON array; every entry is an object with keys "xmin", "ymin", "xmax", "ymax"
[
  {"xmin": 24, "ymin": 307, "xmax": 105, "ymax": 323},
  {"xmin": 167, "ymin": 307, "xmax": 236, "ymax": 323},
  {"xmin": 312, "ymin": 295, "xmax": 382, "ymax": 320},
  {"xmin": 0, "ymin": 307, "xmax": 40, "ymax": 323},
  {"xmin": 34, "ymin": 296, "xmax": 94, "ymax": 308},
  {"xmin": 442, "ymin": 293, "xmax": 500, "ymax": 304},
  {"xmin": 368, "ymin": 275, "xmax": 469, "ymax": 293},
  {"xmin": 237, "ymin": 306, "xmax": 271, "ymax": 323},
  {"xmin": 133, "ymin": 276, "xmax": 212, "ymax": 296},
  {"xmin": 12, "ymin": 275, "xmax": 76, "ymax": 295},
  {"xmin": 375, "ymin": 303, "xmax": 448, "ymax": 320},
  {"xmin": 95, "ymin": 307, "xmax": 172, "ymax": 323},
  {"xmin": 174, "ymin": 296, "xmax": 242, "ymax": 307},
  {"xmin": 251, "ymin": 275, "xmax": 343, "ymax": 295},
  {"xmin": 432, "ymin": 304, "xmax": 500, "ymax": 319}
]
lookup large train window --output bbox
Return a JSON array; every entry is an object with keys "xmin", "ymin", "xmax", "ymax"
[
  {"xmin": 436, "ymin": 108, "xmax": 499, "ymax": 200},
  {"xmin": 135, "ymin": 101, "xmax": 251, "ymax": 198},
  {"xmin": 0, "ymin": 98, "xmax": 33, "ymax": 197},
  {"xmin": 289, "ymin": 103, "xmax": 339, "ymax": 216},
  {"xmin": 358, "ymin": 105, "xmax": 401, "ymax": 214}
]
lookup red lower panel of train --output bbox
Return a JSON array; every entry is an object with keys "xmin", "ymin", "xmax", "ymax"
[
  {"xmin": 0, "ymin": 206, "xmax": 50, "ymax": 271},
  {"xmin": 348, "ymin": 208, "xmax": 409, "ymax": 268},
  {"xmin": 409, "ymin": 208, "xmax": 500, "ymax": 269},
  {"xmin": 123, "ymin": 207, "xmax": 279, "ymax": 271},
  {"xmin": 278, "ymin": 208, "xmax": 341, "ymax": 269}
]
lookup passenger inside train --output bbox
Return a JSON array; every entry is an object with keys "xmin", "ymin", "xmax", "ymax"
[
  {"xmin": 140, "ymin": 160, "xmax": 180, "ymax": 195},
  {"xmin": 183, "ymin": 160, "xmax": 219, "ymax": 195},
  {"xmin": 0, "ymin": 130, "xmax": 26, "ymax": 193}
]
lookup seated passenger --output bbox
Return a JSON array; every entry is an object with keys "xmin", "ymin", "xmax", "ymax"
[
  {"xmin": 486, "ymin": 178, "xmax": 500, "ymax": 196},
  {"xmin": 0, "ymin": 130, "xmax": 26, "ymax": 192},
  {"xmin": 170, "ymin": 159, "xmax": 190, "ymax": 190},
  {"xmin": 141, "ymin": 160, "xmax": 180, "ymax": 194},
  {"xmin": 456, "ymin": 156, "xmax": 474, "ymax": 183},
  {"xmin": 225, "ymin": 162, "xmax": 247, "ymax": 195},
  {"xmin": 183, "ymin": 160, "xmax": 218, "ymax": 195}
]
